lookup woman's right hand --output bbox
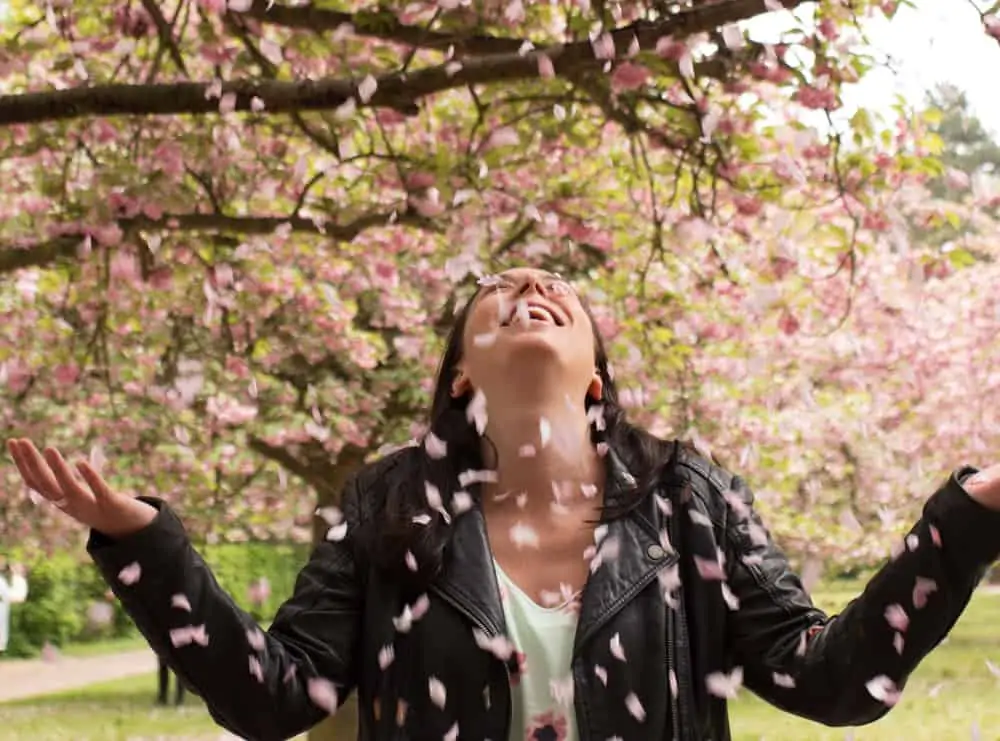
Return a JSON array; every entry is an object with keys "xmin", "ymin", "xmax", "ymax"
[{"xmin": 6, "ymin": 438, "xmax": 157, "ymax": 540}]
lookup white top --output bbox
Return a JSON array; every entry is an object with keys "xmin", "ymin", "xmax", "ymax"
[{"xmin": 494, "ymin": 562, "xmax": 580, "ymax": 741}]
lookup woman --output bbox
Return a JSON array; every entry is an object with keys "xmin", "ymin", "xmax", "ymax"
[
  {"xmin": 0, "ymin": 562, "xmax": 28, "ymax": 654},
  {"xmin": 7, "ymin": 267, "xmax": 1000, "ymax": 741}
]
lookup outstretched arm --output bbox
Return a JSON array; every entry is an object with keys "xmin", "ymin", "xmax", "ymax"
[
  {"xmin": 722, "ymin": 466, "xmax": 1000, "ymax": 726},
  {"xmin": 87, "ymin": 485, "xmax": 365, "ymax": 741}
]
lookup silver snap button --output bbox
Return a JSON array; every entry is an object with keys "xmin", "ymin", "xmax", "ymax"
[{"xmin": 647, "ymin": 544, "xmax": 666, "ymax": 561}]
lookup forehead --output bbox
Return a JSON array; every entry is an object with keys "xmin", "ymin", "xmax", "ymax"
[{"xmin": 496, "ymin": 268, "xmax": 561, "ymax": 282}]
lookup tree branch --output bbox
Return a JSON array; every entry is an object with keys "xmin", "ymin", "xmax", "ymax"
[
  {"xmin": 239, "ymin": 1, "xmax": 523, "ymax": 56},
  {"xmin": 0, "ymin": 0, "xmax": 808, "ymax": 126},
  {"xmin": 0, "ymin": 208, "xmax": 435, "ymax": 273},
  {"xmin": 140, "ymin": 0, "xmax": 190, "ymax": 77}
]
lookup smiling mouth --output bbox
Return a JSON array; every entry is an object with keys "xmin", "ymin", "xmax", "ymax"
[{"xmin": 501, "ymin": 301, "xmax": 565, "ymax": 328}]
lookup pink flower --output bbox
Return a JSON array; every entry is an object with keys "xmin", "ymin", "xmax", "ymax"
[
  {"xmin": 526, "ymin": 710, "xmax": 568, "ymax": 740},
  {"xmin": 610, "ymin": 63, "xmax": 650, "ymax": 92}
]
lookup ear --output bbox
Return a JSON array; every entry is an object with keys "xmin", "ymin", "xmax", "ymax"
[
  {"xmin": 451, "ymin": 369, "xmax": 472, "ymax": 399},
  {"xmin": 587, "ymin": 371, "xmax": 603, "ymax": 402}
]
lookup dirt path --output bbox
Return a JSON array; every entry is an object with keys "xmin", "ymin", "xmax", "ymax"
[{"xmin": 0, "ymin": 648, "xmax": 158, "ymax": 703}]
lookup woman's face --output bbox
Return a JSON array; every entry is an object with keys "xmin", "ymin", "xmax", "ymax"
[{"xmin": 452, "ymin": 268, "xmax": 602, "ymax": 403}]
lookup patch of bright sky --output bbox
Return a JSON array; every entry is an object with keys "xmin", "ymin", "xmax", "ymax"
[{"xmin": 745, "ymin": 0, "xmax": 1000, "ymax": 137}]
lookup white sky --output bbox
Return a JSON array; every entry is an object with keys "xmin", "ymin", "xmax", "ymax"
[{"xmin": 747, "ymin": 0, "xmax": 1000, "ymax": 136}]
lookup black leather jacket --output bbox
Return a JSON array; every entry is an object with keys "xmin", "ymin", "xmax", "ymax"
[{"xmin": 87, "ymin": 442, "xmax": 1000, "ymax": 741}]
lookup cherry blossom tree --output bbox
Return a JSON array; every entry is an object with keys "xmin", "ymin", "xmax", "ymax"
[
  {"xmin": 2, "ymin": 0, "xmax": 995, "ymax": 570},
  {"xmin": 6, "ymin": 1, "xmax": 1000, "ymax": 736}
]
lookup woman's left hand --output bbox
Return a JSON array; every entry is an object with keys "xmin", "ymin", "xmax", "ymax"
[{"xmin": 962, "ymin": 464, "xmax": 1000, "ymax": 510}]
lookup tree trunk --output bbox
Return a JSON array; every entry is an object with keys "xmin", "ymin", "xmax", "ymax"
[{"xmin": 307, "ymin": 446, "xmax": 367, "ymax": 741}]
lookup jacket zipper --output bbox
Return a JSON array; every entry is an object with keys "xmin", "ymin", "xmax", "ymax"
[
  {"xmin": 430, "ymin": 584, "xmax": 512, "ymax": 739},
  {"xmin": 667, "ymin": 603, "xmax": 680, "ymax": 741}
]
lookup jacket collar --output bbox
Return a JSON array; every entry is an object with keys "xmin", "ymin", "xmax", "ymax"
[{"xmin": 428, "ymin": 444, "xmax": 676, "ymax": 652}]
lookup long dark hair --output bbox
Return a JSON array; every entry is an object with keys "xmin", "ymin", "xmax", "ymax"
[{"xmin": 363, "ymin": 280, "xmax": 683, "ymax": 585}]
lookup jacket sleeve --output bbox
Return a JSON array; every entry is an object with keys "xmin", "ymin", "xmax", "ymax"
[
  {"xmin": 86, "ymin": 479, "xmax": 366, "ymax": 741},
  {"xmin": 722, "ymin": 465, "xmax": 1000, "ymax": 727}
]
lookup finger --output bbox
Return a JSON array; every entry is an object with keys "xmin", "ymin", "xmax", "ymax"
[
  {"xmin": 15, "ymin": 440, "xmax": 65, "ymax": 501},
  {"xmin": 75, "ymin": 460, "xmax": 115, "ymax": 501},
  {"xmin": 6, "ymin": 440, "xmax": 45, "ymax": 493},
  {"xmin": 42, "ymin": 448, "xmax": 93, "ymax": 508}
]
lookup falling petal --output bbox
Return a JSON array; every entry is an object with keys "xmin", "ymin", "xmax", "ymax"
[
  {"xmin": 884, "ymin": 604, "xmax": 909, "ymax": 632},
  {"xmin": 539, "ymin": 417, "xmax": 551, "ymax": 447},
  {"xmin": 689, "ymin": 510, "xmax": 713, "ymax": 527},
  {"xmin": 510, "ymin": 522, "xmax": 540, "ymax": 549},
  {"xmin": 411, "ymin": 594, "xmax": 431, "ymax": 620},
  {"xmin": 720, "ymin": 23, "xmax": 744, "ymax": 49},
  {"xmin": 593, "ymin": 664, "xmax": 608, "ymax": 685},
  {"xmin": 326, "ymin": 522, "xmax": 348, "ymax": 542},
  {"xmin": 424, "ymin": 433, "xmax": 448, "ymax": 459},
  {"xmin": 247, "ymin": 628, "xmax": 266, "ymax": 652},
  {"xmin": 913, "ymin": 577, "xmax": 938, "ymax": 609},
  {"xmin": 171, "ymin": 594, "xmax": 192, "ymax": 612},
  {"xmin": 625, "ymin": 692, "xmax": 646, "ymax": 721},
  {"xmin": 721, "ymin": 583, "xmax": 740, "ymax": 610},
  {"xmin": 89, "ymin": 444, "xmax": 106, "ymax": 473},
  {"xmin": 865, "ymin": 675, "xmax": 900, "ymax": 706},
  {"xmin": 549, "ymin": 674, "xmax": 574, "ymax": 707},
  {"xmin": 537, "ymin": 54, "xmax": 555, "ymax": 78},
  {"xmin": 610, "ymin": 632, "xmax": 626, "ymax": 662},
  {"xmin": 519, "ymin": 444, "xmax": 537, "ymax": 457},
  {"xmin": 706, "ymin": 667, "xmax": 743, "ymax": 699},
  {"xmin": 357, "ymin": 75, "xmax": 378, "ymax": 103},
  {"xmin": 378, "ymin": 644, "xmax": 395, "ymax": 670},
  {"xmin": 249, "ymin": 655, "xmax": 264, "ymax": 682},
  {"xmin": 308, "ymin": 677, "xmax": 340, "ymax": 714},
  {"xmin": 893, "ymin": 632, "xmax": 905, "ymax": 655},
  {"xmin": 405, "ymin": 550, "xmax": 418, "ymax": 572},
  {"xmin": 452, "ymin": 491, "xmax": 473, "ymax": 514},
  {"xmin": 118, "ymin": 562, "xmax": 142, "ymax": 586},
  {"xmin": 929, "ymin": 525, "xmax": 942, "ymax": 547},
  {"xmin": 473, "ymin": 331, "xmax": 497, "ymax": 348},
  {"xmin": 694, "ymin": 555, "xmax": 725, "ymax": 581},
  {"xmin": 393, "ymin": 606, "xmax": 414, "ymax": 634},
  {"xmin": 772, "ymin": 672, "xmax": 796, "ymax": 688},
  {"xmin": 429, "ymin": 676, "xmax": 447, "ymax": 709},
  {"xmin": 443, "ymin": 722, "xmax": 459, "ymax": 741}
]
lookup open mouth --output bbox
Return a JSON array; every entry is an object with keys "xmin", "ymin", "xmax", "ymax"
[{"xmin": 501, "ymin": 300, "xmax": 565, "ymax": 328}]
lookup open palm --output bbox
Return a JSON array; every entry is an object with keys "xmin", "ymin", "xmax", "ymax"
[{"xmin": 6, "ymin": 439, "xmax": 156, "ymax": 539}]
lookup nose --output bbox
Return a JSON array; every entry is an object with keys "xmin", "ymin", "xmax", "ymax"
[{"xmin": 516, "ymin": 275, "xmax": 548, "ymax": 298}]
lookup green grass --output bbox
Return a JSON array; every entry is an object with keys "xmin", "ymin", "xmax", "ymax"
[
  {"xmin": 58, "ymin": 633, "xmax": 149, "ymax": 658},
  {"xmin": 730, "ymin": 584, "xmax": 1000, "ymax": 740},
  {"xmin": 0, "ymin": 673, "xmax": 223, "ymax": 741},
  {"xmin": 2, "ymin": 584, "xmax": 1000, "ymax": 740}
]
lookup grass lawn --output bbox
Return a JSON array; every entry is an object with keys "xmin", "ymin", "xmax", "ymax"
[
  {"xmin": 2, "ymin": 584, "xmax": 1000, "ymax": 740},
  {"xmin": 0, "ymin": 673, "xmax": 224, "ymax": 741}
]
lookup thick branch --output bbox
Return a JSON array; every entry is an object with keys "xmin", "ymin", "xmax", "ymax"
[
  {"xmin": 0, "ymin": 0, "xmax": 808, "ymax": 126},
  {"xmin": 0, "ymin": 208, "xmax": 433, "ymax": 273}
]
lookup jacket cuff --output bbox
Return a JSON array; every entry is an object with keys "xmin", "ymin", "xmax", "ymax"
[
  {"xmin": 923, "ymin": 467, "xmax": 1000, "ymax": 572},
  {"xmin": 86, "ymin": 497, "xmax": 191, "ymax": 578}
]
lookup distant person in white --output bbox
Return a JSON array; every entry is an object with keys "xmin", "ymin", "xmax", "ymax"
[{"xmin": 0, "ymin": 561, "xmax": 29, "ymax": 653}]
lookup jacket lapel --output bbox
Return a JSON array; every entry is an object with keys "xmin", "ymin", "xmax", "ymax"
[
  {"xmin": 429, "ymin": 505, "xmax": 507, "ymax": 638},
  {"xmin": 574, "ymin": 449, "xmax": 678, "ymax": 656}
]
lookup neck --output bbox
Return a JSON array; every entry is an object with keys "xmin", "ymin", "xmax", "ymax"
[{"xmin": 480, "ymin": 395, "xmax": 603, "ymax": 512}]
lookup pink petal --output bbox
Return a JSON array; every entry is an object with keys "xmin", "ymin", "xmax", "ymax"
[{"xmin": 307, "ymin": 677, "xmax": 340, "ymax": 714}]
